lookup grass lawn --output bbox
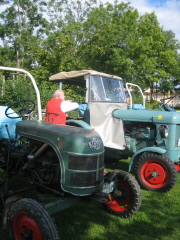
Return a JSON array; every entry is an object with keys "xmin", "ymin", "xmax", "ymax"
[{"xmin": 0, "ymin": 159, "xmax": 180, "ymax": 240}]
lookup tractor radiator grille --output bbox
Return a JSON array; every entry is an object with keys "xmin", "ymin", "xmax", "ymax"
[
  {"xmin": 68, "ymin": 153, "xmax": 104, "ymax": 187},
  {"xmin": 70, "ymin": 169, "xmax": 104, "ymax": 187},
  {"xmin": 176, "ymin": 125, "xmax": 180, "ymax": 147},
  {"xmin": 68, "ymin": 154, "xmax": 104, "ymax": 170}
]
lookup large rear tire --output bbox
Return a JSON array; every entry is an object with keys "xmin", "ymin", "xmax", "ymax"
[
  {"xmin": 7, "ymin": 198, "xmax": 60, "ymax": 240},
  {"xmin": 134, "ymin": 153, "xmax": 177, "ymax": 192},
  {"xmin": 103, "ymin": 170, "xmax": 142, "ymax": 218}
]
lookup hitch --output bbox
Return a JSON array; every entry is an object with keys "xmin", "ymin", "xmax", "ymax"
[{"xmin": 88, "ymin": 191, "xmax": 108, "ymax": 203}]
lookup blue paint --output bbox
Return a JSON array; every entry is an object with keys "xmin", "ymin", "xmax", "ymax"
[{"xmin": 0, "ymin": 106, "xmax": 21, "ymax": 139}]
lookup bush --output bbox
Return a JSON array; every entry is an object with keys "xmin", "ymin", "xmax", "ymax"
[{"xmin": 145, "ymin": 99, "xmax": 160, "ymax": 109}]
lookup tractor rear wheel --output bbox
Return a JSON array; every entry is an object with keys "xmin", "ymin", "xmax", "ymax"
[
  {"xmin": 103, "ymin": 170, "xmax": 142, "ymax": 218},
  {"xmin": 7, "ymin": 198, "xmax": 60, "ymax": 240},
  {"xmin": 134, "ymin": 153, "xmax": 177, "ymax": 192}
]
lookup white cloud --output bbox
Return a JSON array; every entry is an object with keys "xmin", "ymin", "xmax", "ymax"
[{"xmin": 0, "ymin": 4, "xmax": 9, "ymax": 12}]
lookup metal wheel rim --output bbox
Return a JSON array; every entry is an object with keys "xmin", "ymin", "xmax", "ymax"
[
  {"xmin": 140, "ymin": 160, "xmax": 169, "ymax": 188},
  {"xmin": 106, "ymin": 180, "xmax": 132, "ymax": 212},
  {"xmin": 13, "ymin": 212, "xmax": 43, "ymax": 240}
]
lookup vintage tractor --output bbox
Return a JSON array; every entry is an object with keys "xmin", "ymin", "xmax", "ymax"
[
  {"xmin": 49, "ymin": 70, "xmax": 179, "ymax": 193},
  {"xmin": 0, "ymin": 67, "xmax": 142, "ymax": 240}
]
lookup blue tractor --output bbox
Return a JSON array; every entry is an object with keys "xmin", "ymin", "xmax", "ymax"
[{"xmin": 49, "ymin": 70, "xmax": 179, "ymax": 193}]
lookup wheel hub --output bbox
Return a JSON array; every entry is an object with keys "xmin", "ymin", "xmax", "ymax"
[
  {"xmin": 20, "ymin": 227, "xmax": 33, "ymax": 240},
  {"xmin": 106, "ymin": 180, "xmax": 132, "ymax": 212},
  {"xmin": 13, "ymin": 212, "xmax": 43, "ymax": 240},
  {"xmin": 151, "ymin": 171, "xmax": 159, "ymax": 177},
  {"xmin": 113, "ymin": 190, "xmax": 123, "ymax": 199},
  {"xmin": 141, "ymin": 160, "xmax": 168, "ymax": 188}
]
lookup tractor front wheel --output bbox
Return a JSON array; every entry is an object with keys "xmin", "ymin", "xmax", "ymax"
[
  {"xmin": 103, "ymin": 170, "xmax": 142, "ymax": 218},
  {"xmin": 7, "ymin": 198, "xmax": 60, "ymax": 240},
  {"xmin": 134, "ymin": 153, "xmax": 177, "ymax": 192}
]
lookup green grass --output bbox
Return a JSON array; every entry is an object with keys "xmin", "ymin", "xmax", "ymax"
[{"xmin": 0, "ymin": 159, "xmax": 180, "ymax": 240}]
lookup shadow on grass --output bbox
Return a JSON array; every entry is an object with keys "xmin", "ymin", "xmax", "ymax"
[
  {"xmin": 0, "ymin": 190, "xmax": 180, "ymax": 240},
  {"xmin": 52, "ymin": 182, "xmax": 180, "ymax": 240}
]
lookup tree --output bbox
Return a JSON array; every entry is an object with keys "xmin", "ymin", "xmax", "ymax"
[
  {"xmin": 161, "ymin": 30, "xmax": 180, "ymax": 89},
  {"xmin": 23, "ymin": 0, "xmax": 99, "ymax": 82},
  {"xmin": 27, "ymin": 31, "xmax": 88, "ymax": 107},
  {"xmin": 0, "ymin": 0, "xmax": 48, "ymax": 68},
  {"xmin": 80, "ymin": 3, "xmax": 140, "ymax": 78},
  {"xmin": 45, "ymin": 0, "xmax": 99, "ymax": 69},
  {"xmin": 80, "ymin": 2, "xmax": 180, "ymax": 91},
  {"xmin": 0, "ymin": 74, "xmax": 36, "ymax": 106},
  {"xmin": 0, "ymin": 45, "xmax": 16, "ymax": 67},
  {"xmin": 29, "ymin": 31, "xmax": 88, "ymax": 81}
]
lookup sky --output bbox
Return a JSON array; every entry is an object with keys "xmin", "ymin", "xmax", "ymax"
[{"xmin": 103, "ymin": 0, "xmax": 180, "ymax": 43}]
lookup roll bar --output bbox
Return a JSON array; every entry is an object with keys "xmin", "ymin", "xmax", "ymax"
[
  {"xmin": 125, "ymin": 83, "xmax": 145, "ymax": 109},
  {"xmin": 0, "ymin": 66, "xmax": 42, "ymax": 120}
]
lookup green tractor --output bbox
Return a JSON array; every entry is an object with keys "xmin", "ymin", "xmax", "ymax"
[
  {"xmin": 49, "ymin": 70, "xmax": 179, "ymax": 193},
  {"xmin": 0, "ymin": 67, "xmax": 142, "ymax": 240}
]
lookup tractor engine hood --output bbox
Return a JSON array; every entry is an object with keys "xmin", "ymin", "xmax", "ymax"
[
  {"xmin": 16, "ymin": 120, "xmax": 104, "ymax": 196},
  {"xmin": 16, "ymin": 120, "xmax": 104, "ymax": 154},
  {"xmin": 112, "ymin": 109, "xmax": 180, "ymax": 124}
]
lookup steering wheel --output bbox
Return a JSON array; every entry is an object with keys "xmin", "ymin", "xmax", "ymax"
[{"xmin": 5, "ymin": 99, "xmax": 35, "ymax": 119}]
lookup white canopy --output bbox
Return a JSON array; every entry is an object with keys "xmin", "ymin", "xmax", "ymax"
[{"xmin": 49, "ymin": 70, "xmax": 123, "ymax": 82}]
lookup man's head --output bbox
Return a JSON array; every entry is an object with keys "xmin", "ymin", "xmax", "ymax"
[{"xmin": 53, "ymin": 90, "xmax": 65, "ymax": 100}]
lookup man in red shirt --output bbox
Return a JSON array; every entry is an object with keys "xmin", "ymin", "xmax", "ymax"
[{"xmin": 45, "ymin": 90, "xmax": 79, "ymax": 125}]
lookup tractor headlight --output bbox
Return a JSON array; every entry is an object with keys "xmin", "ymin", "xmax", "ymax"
[{"xmin": 158, "ymin": 124, "xmax": 169, "ymax": 138}]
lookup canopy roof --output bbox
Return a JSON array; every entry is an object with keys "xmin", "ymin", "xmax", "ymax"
[{"xmin": 49, "ymin": 70, "xmax": 123, "ymax": 86}]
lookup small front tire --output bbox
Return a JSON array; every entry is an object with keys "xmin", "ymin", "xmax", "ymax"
[{"xmin": 103, "ymin": 170, "xmax": 142, "ymax": 218}]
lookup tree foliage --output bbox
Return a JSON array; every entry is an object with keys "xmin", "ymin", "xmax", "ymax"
[
  {"xmin": 0, "ymin": 0, "xmax": 48, "ymax": 68},
  {"xmin": 81, "ymin": 3, "xmax": 180, "ymax": 91},
  {"xmin": 0, "ymin": 0, "xmax": 179, "ymax": 106},
  {"xmin": 0, "ymin": 74, "xmax": 36, "ymax": 105}
]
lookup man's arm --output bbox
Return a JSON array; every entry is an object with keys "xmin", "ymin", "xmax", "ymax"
[{"xmin": 61, "ymin": 101, "xmax": 79, "ymax": 112}]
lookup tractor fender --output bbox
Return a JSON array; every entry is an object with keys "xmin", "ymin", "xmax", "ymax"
[
  {"xmin": 66, "ymin": 119, "xmax": 92, "ymax": 129},
  {"xmin": 2, "ymin": 195, "xmax": 23, "ymax": 229},
  {"xmin": 128, "ymin": 147, "xmax": 166, "ymax": 172}
]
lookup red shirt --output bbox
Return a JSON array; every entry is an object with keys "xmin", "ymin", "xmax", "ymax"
[{"xmin": 45, "ymin": 98, "xmax": 66, "ymax": 125}]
